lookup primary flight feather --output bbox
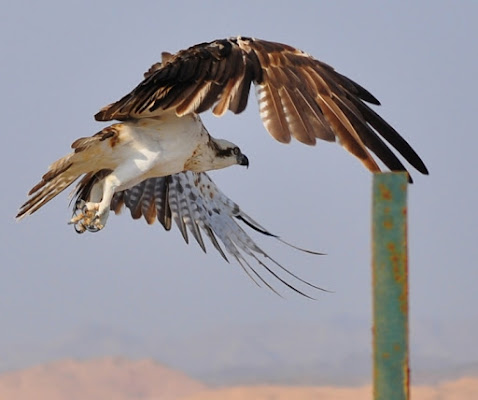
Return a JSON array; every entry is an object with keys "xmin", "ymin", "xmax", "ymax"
[{"xmin": 16, "ymin": 36, "xmax": 428, "ymax": 296}]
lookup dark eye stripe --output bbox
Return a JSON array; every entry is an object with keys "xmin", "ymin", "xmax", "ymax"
[{"xmin": 216, "ymin": 148, "xmax": 233, "ymax": 158}]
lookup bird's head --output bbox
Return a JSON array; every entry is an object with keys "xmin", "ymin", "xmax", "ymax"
[{"xmin": 206, "ymin": 138, "xmax": 249, "ymax": 170}]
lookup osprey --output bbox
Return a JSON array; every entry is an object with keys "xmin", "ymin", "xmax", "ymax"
[{"xmin": 17, "ymin": 37, "xmax": 428, "ymax": 296}]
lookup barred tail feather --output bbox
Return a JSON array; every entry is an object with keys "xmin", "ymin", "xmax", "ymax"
[
  {"xmin": 16, "ymin": 153, "xmax": 85, "ymax": 220},
  {"xmin": 16, "ymin": 125, "xmax": 123, "ymax": 220}
]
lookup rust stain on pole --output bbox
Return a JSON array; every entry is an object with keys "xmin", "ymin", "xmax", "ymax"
[{"xmin": 372, "ymin": 173, "xmax": 410, "ymax": 400}]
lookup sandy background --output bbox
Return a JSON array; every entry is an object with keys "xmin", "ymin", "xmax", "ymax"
[{"xmin": 0, "ymin": 358, "xmax": 476, "ymax": 400}]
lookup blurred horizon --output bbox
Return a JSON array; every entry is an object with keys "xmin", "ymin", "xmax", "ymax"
[{"xmin": 1, "ymin": 357, "xmax": 477, "ymax": 400}]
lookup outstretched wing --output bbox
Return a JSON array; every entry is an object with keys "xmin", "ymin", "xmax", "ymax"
[
  {"xmin": 95, "ymin": 36, "xmax": 428, "ymax": 180},
  {"xmin": 109, "ymin": 171, "xmax": 325, "ymax": 298}
]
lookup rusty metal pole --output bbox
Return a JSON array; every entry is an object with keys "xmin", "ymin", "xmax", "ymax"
[{"xmin": 372, "ymin": 172, "xmax": 409, "ymax": 400}]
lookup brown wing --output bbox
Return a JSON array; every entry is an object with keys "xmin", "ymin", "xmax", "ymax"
[{"xmin": 95, "ymin": 37, "xmax": 428, "ymax": 179}]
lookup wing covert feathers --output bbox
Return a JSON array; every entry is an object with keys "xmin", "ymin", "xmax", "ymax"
[{"xmin": 95, "ymin": 36, "xmax": 428, "ymax": 179}]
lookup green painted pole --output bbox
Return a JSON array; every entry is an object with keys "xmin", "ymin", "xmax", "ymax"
[{"xmin": 372, "ymin": 172, "xmax": 409, "ymax": 400}]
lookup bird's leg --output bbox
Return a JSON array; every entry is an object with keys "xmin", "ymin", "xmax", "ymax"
[
  {"xmin": 69, "ymin": 174, "xmax": 120, "ymax": 233},
  {"xmin": 87, "ymin": 174, "xmax": 120, "ymax": 231}
]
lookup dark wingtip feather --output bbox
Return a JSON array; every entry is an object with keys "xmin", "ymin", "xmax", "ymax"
[{"xmin": 335, "ymin": 72, "xmax": 381, "ymax": 105}]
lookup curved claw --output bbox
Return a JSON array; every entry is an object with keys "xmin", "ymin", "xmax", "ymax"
[{"xmin": 69, "ymin": 202, "xmax": 104, "ymax": 233}]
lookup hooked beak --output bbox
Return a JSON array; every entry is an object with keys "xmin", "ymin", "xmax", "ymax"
[{"xmin": 238, "ymin": 154, "xmax": 249, "ymax": 168}]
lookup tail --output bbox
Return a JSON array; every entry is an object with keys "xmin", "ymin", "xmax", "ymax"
[
  {"xmin": 16, "ymin": 152, "xmax": 84, "ymax": 220},
  {"xmin": 16, "ymin": 127, "xmax": 120, "ymax": 220}
]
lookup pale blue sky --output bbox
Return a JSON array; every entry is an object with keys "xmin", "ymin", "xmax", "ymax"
[{"xmin": 1, "ymin": 0, "xmax": 477, "ymax": 381}]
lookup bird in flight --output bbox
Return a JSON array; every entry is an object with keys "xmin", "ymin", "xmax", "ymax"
[{"xmin": 16, "ymin": 36, "xmax": 428, "ymax": 297}]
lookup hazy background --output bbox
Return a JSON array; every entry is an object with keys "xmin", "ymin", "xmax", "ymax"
[{"xmin": 2, "ymin": 0, "xmax": 477, "ymax": 386}]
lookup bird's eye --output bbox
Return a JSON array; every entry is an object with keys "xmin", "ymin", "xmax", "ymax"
[{"xmin": 233, "ymin": 147, "xmax": 240, "ymax": 155}]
